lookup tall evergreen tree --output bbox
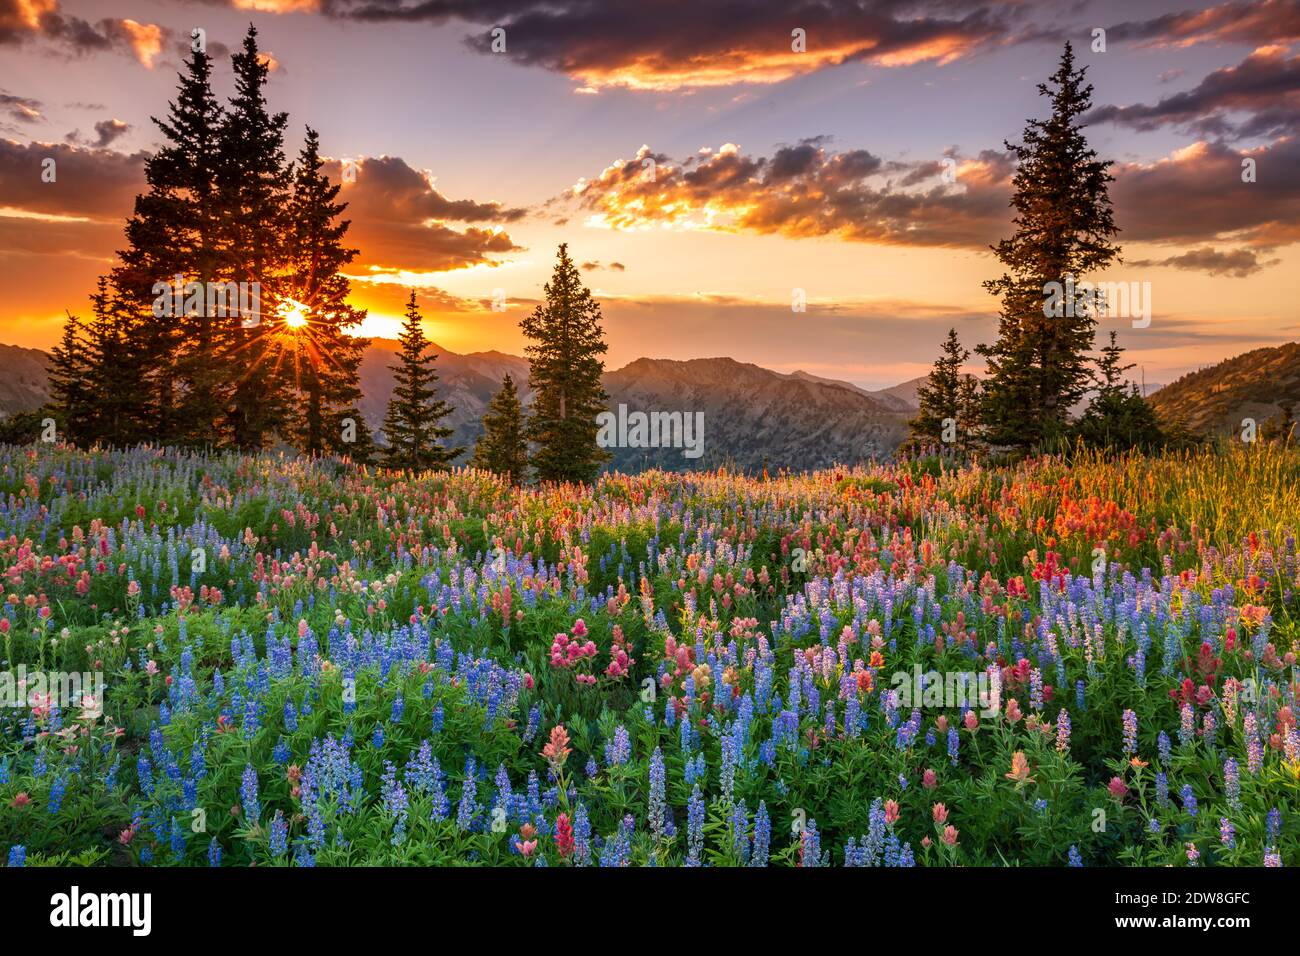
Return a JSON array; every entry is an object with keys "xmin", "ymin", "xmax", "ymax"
[
  {"xmin": 908, "ymin": 328, "xmax": 980, "ymax": 452},
  {"xmin": 470, "ymin": 374, "xmax": 529, "ymax": 483},
  {"xmin": 977, "ymin": 42, "xmax": 1119, "ymax": 449},
  {"xmin": 48, "ymin": 311, "xmax": 93, "ymax": 445},
  {"xmin": 381, "ymin": 291, "xmax": 463, "ymax": 471},
  {"xmin": 218, "ymin": 25, "xmax": 294, "ymax": 449},
  {"xmin": 112, "ymin": 40, "xmax": 226, "ymax": 445},
  {"xmin": 521, "ymin": 244, "xmax": 610, "ymax": 483},
  {"xmin": 81, "ymin": 278, "xmax": 150, "ymax": 446},
  {"xmin": 281, "ymin": 127, "xmax": 370, "ymax": 456}
]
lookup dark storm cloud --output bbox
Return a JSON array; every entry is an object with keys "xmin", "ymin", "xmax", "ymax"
[
  {"xmin": 320, "ymin": 155, "xmax": 525, "ymax": 272},
  {"xmin": 1087, "ymin": 47, "xmax": 1300, "ymax": 141},
  {"xmin": 66, "ymin": 118, "xmax": 131, "ymax": 149},
  {"xmin": 0, "ymin": 138, "xmax": 147, "ymax": 218},
  {"xmin": 321, "ymin": 0, "xmax": 1022, "ymax": 90},
  {"xmin": 1127, "ymin": 247, "xmax": 1279, "ymax": 277},
  {"xmin": 1107, "ymin": 0, "xmax": 1300, "ymax": 48}
]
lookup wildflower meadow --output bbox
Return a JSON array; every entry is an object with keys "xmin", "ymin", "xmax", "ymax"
[{"xmin": 0, "ymin": 441, "xmax": 1296, "ymax": 869}]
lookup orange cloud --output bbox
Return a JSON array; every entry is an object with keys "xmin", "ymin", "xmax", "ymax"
[
  {"xmin": 566, "ymin": 141, "xmax": 1013, "ymax": 249},
  {"xmin": 1109, "ymin": 0, "xmax": 1300, "ymax": 49},
  {"xmin": 116, "ymin": 19, "xmax": 162, "ymax": 69},
  {"xmin": 325, "ymin": 155, "xmax": 525, "ymax": 273},
  {"xmin": 233, "ymin": 0, "xmax": 321, "ymax": 11},
  {"xmin": 1, "ymin": 2, "xmax": 171, "ymax": 69},
  {"xmin": 323, "ymin": 0, "xmax": 1013, "ymax": 92}
]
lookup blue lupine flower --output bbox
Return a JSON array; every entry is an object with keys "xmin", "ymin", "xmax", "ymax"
[
  {"xmin": 240, "ymin": 764, "xmax": 260, "ymax": 822},
  {"xmin": 522, "ymin": 704, "xmax": 540, "ymax": 743},
  {"xmin": 7, "ymin": 845, "xmax": 26, "ymax": 867},
  {"xmin": 47, "ymin": 775, "xmax": 67, "ymax": 814},
  {"xmin": 731, "ymin": 800, "xmax": 750, "ymax": 864},
  {"xmin": 573, "ymin": 802, "xmax": 592, "ymax": 867},
  {"xmin": 648, "ymin": 747, "xmax": 666, "ymax": 839},
  {"xmin": 751, "ymin": 801, "xmax": 770, "ymax": 867},
  {"xmin": 207, "ymin": 837, "xmax": 221, "ymax": 867},
  {"xmin": 686, "ymin": 785, "xmax": 705, "ymax": 866},
  {"xmin": 270, "ymin": 811, "xmax": 289, "ymax": 856},
  {"xmin": 800, "ymin": 819, "xmax": 824, "ymax": 867},
  {"xmin": 1122, "ymin": 709, "xmax": 1138, "ymax": 755},
  {"xmin": 1266, "ymin": 807, "xmax": 1281, "ymax": 843},
  {"xmin": 1224, "ymin": 758, "xmax": 1241, "ymax": 811},
  {"xmin": 1067, "ymin": 845, "xmax": 1083, "ymax": 867},
  {"xmin": 1219, "ymin": 818, "xmax": 1236, "ymax": 849},
  {"xmin": 137, "ymin": 754, "xmax": 154, "ymax": 797},
  {"xmin": 381, "ymin": 761, "xmax": 409, "ymax": 845},
  {"xmin": 456, "ymin": 758, "xmax": 479, "ymax": 831},
  {"xmin": 1180, "ymin": 784, "xmax": 1198, "ymax": 817},
  {"xmin": 605, "ymin": 725, "xmax": 631, "ymax": 767}
]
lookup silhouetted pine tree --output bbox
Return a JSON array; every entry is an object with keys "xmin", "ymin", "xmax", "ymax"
[
  {"xmin": 112, "ymin": 41, "xmax": 225, "ymax": 445},
  {"xmin": 48, "ymin": 311, "xmax": 93, "ymax": 445},
  {"xmin": 470, "ymin": 374, "xmax": 529, "ymax": 483},
  {"xmin": 381, "ymin": 292, "xmax": 462, "ymax": 470},
  {"xmin": 909, "ymin": 328, "xmax": 980, "ymax": 452},
  {"xmin": 218, "ymin": 25, "xmax": 294, "ymax": 449},
  {"xmin": 282, "ymin": 127, "xmax": 369, "ymax": 456},
  {"xmin": 977, "ymin": 42, "xmax": 1119, "ymax": 450},
  {"xmin": 339, "ymin": 414, "xmax": 380, "ymax": 465},
  {"xmin": 81, "ymin": 278, "xmax": 150, "ymax": 446},
  {"xmin": 522, "ymin": 244, "xmax": 610, "ymax": 483}
]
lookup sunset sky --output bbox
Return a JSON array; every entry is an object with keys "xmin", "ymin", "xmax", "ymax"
[{"xmin": 1, "ymin": 0, "xmax": 1297, "ymax": 389}]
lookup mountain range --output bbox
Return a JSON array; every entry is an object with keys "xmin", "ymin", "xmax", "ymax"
[
  {"xmin": 1148, "ymin": 342, "xmax": 1300, "ymax": 436},
  {"xmin": 3, "ymin": 337, "xmax": 1296, "ymax": 468},
  {"xmin": 357, "ymin": 340, "xmax": 911, "ymax": 470}
]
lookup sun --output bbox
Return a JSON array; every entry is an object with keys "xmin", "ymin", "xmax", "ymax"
[{"xmin": 279, "ymin": 298, "xmax": 310, "ymax": 329}]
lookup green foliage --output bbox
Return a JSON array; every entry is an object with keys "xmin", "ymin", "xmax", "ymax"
[
  {"xmin": 381, "ymin": 291, "xmax": 463, "ymax": 471},
  {"xmin": 909, "ymin": 328, "xmax": 981, "ymax": 454},
  {"xmin": 978, "ymin": 42, "xmax": 1120, "ymax": 450},
  {"xmin": 470, "ymin": 374, "xmax": 529, "ymax": 483},
  {"xmin": 522, "ymin": 244, "xmax": 611, "ymax": 484}
]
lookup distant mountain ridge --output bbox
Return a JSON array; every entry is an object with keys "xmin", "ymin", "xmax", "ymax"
[
  {"xmin": 1148, "ymin": 341, "xmax": 1300, "ymax": 436},
  {"xmin": 0, "ymin": 344, "xmax": 54, "ymax": 415},
  {"xmin": 358, "ymin": 346, "xmax": 910, "ymax": 470},
  {"xmin": 11, "ymin": 336, "xmax": 1291, "ymax": 462},
  {"xmin": 0, "ymin": 337, "xmax": 914, "ymax": 470}
]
